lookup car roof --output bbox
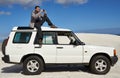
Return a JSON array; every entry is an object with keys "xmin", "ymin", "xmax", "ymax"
[{"xmin": 12, "ymin": 26, "xmax": 71, "ymax": 32}]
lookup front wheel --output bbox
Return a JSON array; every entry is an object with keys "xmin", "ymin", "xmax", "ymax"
[
  {"xmin": 23, "ymin": 56, "xmax": 44, "ymax": 75},
  {"xmin": 90, "ymin": 55, "xmax": 111, "ymax": 74}
]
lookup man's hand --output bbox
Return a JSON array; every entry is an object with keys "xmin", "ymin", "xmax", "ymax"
[{"xmin": 43, "ymin": 9, "xmax": 45, "ymax": 12}]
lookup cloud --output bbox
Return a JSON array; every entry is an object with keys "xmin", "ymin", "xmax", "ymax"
[
  {"xmin": 0, "ymin": 0, "xmax": 88, "ymax": 7},
  {"xmin": 55, "ymin": 0, "xmax": 88, "ymax": 5},
  {"xmin": 0, "ymin": 0, "xmax": 43, "ymax": 7},
  {"xmin": 0, "ymin": 11, "xmax": 11, "ymax": 15}
]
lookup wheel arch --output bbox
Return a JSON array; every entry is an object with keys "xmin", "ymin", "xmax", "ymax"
[
  {"xmin": 89, "ymin": 53, "xmax": 112, "ymax": 65},
  {"xmin": 20, "ymin": 53, "xmax": 45, "ymax": 65}
]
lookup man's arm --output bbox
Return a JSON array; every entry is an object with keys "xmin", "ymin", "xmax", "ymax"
[{"xmin": 32, "ymin": 11, "xmax": 41, "ymax": 19}]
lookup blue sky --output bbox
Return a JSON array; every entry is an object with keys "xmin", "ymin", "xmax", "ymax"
[{"xmin": 0, "ymin": 0, "xmax": 120, "ymax": 38}]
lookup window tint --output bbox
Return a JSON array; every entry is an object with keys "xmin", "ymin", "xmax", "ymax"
[
  {"xmin": 42, "ymin": 32, "xmax": 56, "ymax": 44},
  {"xmin": 13, "ymin": 32, "xmax": 32, "ymax": 43}
]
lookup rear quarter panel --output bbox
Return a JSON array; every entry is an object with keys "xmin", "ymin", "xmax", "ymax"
[{"xmin": 6, "ymin": 31, "xmax": 36, "ymax": 63}]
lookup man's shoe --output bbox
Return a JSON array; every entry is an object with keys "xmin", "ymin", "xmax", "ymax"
[
  {"xmin": 50, "ymin": 25, "xmax": 57, "ymax": 28},
  {"xmin": 38, "ymin": 39, "xmax": 42, "ymax": 47},
  {"xmin": 39, "ymin": 44, "xmax": 42, "ymax": 48}
]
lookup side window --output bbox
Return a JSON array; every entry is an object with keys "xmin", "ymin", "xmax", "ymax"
[
  {"xmin": 13, "ymin": 32, "xmax": 32, "ymax": 43},
  {"xmin": 42, "ymin": 32, "xmax": 56, "ymax": 44},
  {"xmin": 57, "ymin": 32, "xmax": 76, "ymax": 45}
]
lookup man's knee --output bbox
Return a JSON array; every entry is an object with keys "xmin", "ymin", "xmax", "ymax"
[{"xmin": 42, "ymin": 15, "xmax": 48, "ymax": 20}]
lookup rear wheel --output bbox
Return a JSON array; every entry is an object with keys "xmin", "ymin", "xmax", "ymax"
[
  {"xmin": 90, "ymin": 55, "xmax": 111, "ymax": 74},
  {"xmin": 23, "ymin": 56, "xmax": 44, "ymax": 75}
]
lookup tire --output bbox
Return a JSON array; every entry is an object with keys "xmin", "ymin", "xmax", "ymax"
[
  {"xmin": 90, "ymin": 55, "xmax": 111, "ymax": 74},
  {"xmin": 2, "ymin": 39, "xmax": 8, "ymax": 55},
  {"xmin": 23, "ymin": 56, "xmax": 44, "ymax": 75}
]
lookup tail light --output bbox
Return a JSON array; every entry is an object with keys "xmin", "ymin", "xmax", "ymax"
[
  {"xmin": 2, "ymin": 37, "xmax": 9, "ymax": 55},
  {"xmin": 114, "ymin": 49, "xmax": 117, "ymax": 56},
  {"xmin": 5, "ymin": 37, "xmax": 9, "ymax": 46}
]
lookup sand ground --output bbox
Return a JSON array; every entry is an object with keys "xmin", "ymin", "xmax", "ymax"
[{"xmin": 0, "ymin": 33, "xmax": 120, "ymax": 78}]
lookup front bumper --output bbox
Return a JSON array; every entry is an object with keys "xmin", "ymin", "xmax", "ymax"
[
  {"xmin": 2, "ymin": 55, "xmax": 10, "ymax": 63},
  {"xmin": 111, "ymin": 56, "xmax": 118, "ymax": 66}
]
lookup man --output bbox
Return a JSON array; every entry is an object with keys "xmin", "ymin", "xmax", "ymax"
[{"xmin": 30, "ymin": 6, "xmax": 57, "ymax": 45}]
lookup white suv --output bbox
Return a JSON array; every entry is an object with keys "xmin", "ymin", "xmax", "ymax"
[{"xmin": 2, "ymin": 27, "xmax": 118, "ymax": 75}]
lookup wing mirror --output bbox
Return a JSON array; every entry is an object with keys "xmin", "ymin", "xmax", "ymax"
[{"xmin": 73, "ymin": 40, "xmax": 85, "ymax": 45}]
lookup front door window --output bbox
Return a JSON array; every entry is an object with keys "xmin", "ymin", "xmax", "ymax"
[{"xmin": 57, "ymin": 32, "xmax": 76, "ymax": 45}]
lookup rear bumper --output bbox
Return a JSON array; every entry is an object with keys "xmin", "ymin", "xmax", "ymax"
[
  {"xmin": 2, "ymin": 55, "xmax": 10, "ymax": 63},
  {"xmin": 111, "ymin": 56, "xmax": 118, "ymax": 66}
]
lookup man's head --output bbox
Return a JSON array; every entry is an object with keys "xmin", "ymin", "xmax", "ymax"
[{"xmin": 35, "ymin": 6, "xmax": 40, "ymax": 12}]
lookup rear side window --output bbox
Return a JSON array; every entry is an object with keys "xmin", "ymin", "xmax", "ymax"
[
  {"xmin": 42, "ymin": 32, "xmax": 56, "ymax": 44},
  {"xmin": 13, "ymin": 32, "xmax": 32, "ymax": 43}
]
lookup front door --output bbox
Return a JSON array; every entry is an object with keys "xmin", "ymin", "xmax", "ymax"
[{"xmin": 56, "ymin": 32, "xmax": 83, "ymax": 63}]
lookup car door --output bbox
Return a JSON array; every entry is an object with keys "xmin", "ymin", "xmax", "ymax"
[
  {"xmin": 56, "ymin": 31, "xmax": 83, "ymax": 63},
  {"xmin": 34, "ymin": 32, "xmax": 57, "ymax": 63}
]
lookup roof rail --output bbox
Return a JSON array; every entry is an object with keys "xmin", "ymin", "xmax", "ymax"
[{"xmin": 17, "ymin": 27, "xmax": 34, "ymax": 30}]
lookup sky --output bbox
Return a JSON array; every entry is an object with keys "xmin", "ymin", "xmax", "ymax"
[{"xmin": 0, "ymin": 0, "xmax": 120, "ymax": 39}]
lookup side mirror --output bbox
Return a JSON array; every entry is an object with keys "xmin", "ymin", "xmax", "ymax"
[
  {"xmin": 80, "ymin": 42, "xmax": 85, "ymax": 45},
  {"xmin": 73, "ymin": 40, "xmax": 85, "ymax": 45},
  {"xmin": 73, "ymin": 40, "xmax": 79, "ymax": 45}
]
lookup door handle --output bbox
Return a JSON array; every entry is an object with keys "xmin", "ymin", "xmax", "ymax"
[{"xmin": 57, "ymin": 47, "xmax": 63, "ymax": 49}]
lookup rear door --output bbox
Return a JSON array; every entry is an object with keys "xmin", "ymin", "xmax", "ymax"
[{"xmin": 34, "ymin": 32, "xmax": 57, "ymax": 63}]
